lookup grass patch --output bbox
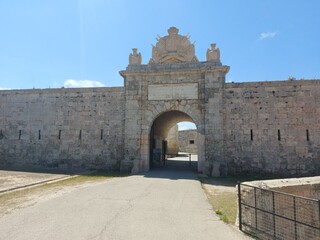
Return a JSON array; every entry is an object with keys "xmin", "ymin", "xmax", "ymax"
[
  {"xmin": 0, "ymin": 171, "xmax": 127, "ymax": 215},
  {"xmin": 206, "ymin": 188, "xmax": 237, "ymax": 224},
  {"xmin": 201, "ymin": 175, "xmax": 270, "ymax": 225}
]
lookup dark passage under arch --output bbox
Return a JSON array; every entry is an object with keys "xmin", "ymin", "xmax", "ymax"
[{"xmin": 149, "ymin": 110, "xmax": 198, "ymax": 170}]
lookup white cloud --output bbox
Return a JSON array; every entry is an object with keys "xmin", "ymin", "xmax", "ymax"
[
  {"xmin": 178, "ymin": 122, "xmax": 197, "ymax": 131},
  {"xmin": 0, "ymin": 87, "xmax": 11, "ymax": 90},
  {"xmin": 259, "ymin": 31, "xmax": 278, "ymax": 40},
  {"xmin": 63, "ymin": 79, "xmax": 105, "ymax": 88}
]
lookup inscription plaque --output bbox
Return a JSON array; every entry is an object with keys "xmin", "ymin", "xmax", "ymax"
[{"xmin": 148, "ymin": 83, "xmax": 198, "ymax": 100}]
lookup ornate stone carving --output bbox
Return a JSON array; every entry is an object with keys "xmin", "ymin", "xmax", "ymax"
[
  {"xmin": 206, "ymin": 43, "xmax": 220, "ymax": 63},
  {"xmin": 129, "ymin": 48, "xmax": 142, "ymax": 65},
  {"xmin": 149, "ymin": 27, "xmax": 198, "ymax": 64}
]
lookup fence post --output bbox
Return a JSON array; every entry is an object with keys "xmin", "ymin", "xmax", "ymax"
[
  {"xmin": 254, "ymin": 187, "xmax": 258, "ymax": 230},
  {"xmin": 293, "ymin": 196, "xmax": 297, "ymax": 240},
  {"xmin": 318, "ymin": 200, "xmax": 320, "ymax": 239},
  {"xmin": 272, "ymin": 191, "xmax": 276, "ymax": 239},
  {"xmin": 318, "ymin": 200, "xmax": 320, "ymax": 238},
  {"xmin": 238, "ymin": 182, "xmax": 242, "ymax": 231}
]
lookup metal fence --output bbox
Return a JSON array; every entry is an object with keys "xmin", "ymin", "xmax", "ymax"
[{"xmin": 238, "ymin": 183, "xmax": 320, "ymax": 240}]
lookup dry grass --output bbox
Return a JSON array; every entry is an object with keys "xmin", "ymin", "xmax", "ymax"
[
  {"xmin": 205, "ymin": 188, "xmax": 238, "ymax": 224},
  {"xmin": 201, "ymin": 180, "xmax": 238, "ymax": 224},
  {"xmin": 0, "ymin": 171, "xmax": 126, "ymax": 216},
  {"xmin": 201, "ymin": 176, "xmax": 269, "ymax": 225}
]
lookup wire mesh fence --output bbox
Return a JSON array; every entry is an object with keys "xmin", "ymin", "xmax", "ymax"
[{"xmin": 238, "ymin": 183, "xmax": 320, "ymax": 240}]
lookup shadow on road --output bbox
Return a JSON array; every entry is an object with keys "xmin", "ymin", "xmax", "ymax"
[
  {"xmin": 142, "ymin": 153, "xmax": 199, "ymax": 180},
  {"xmin": 141, "ymin": 167, "xmax": 198, "ymax": 181}
]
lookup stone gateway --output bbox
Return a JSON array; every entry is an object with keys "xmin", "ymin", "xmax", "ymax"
[{"xmin": 0, "ymin": 27, "xmax": 319, "ymax": 177}]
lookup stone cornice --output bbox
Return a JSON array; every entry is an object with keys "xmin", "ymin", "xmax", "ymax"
[
  {"xmin": 0, "ymin": 87, "xmax": 124, "ymax": 95},
  {"xmin": 119, "ymin": 62, "xmax": 230, "ymax": 77},
  {"xmin": 225, "ymin": 79, "xmax": 320, "ymax": 88}
]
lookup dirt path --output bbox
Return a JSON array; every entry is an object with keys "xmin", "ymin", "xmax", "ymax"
[{"xmin": 0, "ymin": 175, "xmax": 111, "ymax": 217}]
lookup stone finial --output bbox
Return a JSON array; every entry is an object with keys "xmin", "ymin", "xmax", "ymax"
[
  {"xmin": 168, "ymin": 26, "xmax": 179, "ymax": 36},
  {"xmin": 129, "ymin": 48, "xmax": 142, "ymax": 65},
  {"xmin": 206, "ymin": 43, "xmax": 220, "ymax": 63}
]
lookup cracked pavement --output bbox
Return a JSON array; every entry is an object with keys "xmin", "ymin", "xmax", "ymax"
[{"xmin": 0, "ymin": 168, "xmax": 250, "ymax": 240}]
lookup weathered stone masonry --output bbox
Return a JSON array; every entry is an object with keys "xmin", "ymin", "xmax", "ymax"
[
  {"xmin": 224, "ymin": 80, "xmax": 320, "ymax": 176},
  {"xmin": 178, "ymin": 130, "xmax": 198, "ymax": 154},
  {"xmin": 0, "ymin": 27, "xmax": 319, "ymax": 176},
  {"xmin": 0, "ymin": 87, "xmax": 124, "ymax": 170}
]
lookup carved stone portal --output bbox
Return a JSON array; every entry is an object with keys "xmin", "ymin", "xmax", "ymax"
[{"xmin": 149, "ymin": 27, "xmax": 198, "ymax": 64}]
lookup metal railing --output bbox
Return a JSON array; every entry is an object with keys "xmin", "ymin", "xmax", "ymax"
[{"xmin": 238, "ymin": 183, "xmax": 320, "ymax": 239}]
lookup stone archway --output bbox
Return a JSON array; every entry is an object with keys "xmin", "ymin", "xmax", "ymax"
[
  {"xmin": 135, "ymin": 101, "xmax": 206, "ymax": 173},
  {"xmin": 148, "ymin": 110, "xmax": 202, "ymax": 170}
]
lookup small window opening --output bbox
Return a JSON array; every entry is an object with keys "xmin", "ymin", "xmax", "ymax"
[
  {"xmin": 101, "ymin": 129, "xmax": 103, "ymax": 140},
  {"xmin": 278, "ymin": 129, "xmax": 281, "ymax": 141},
  {"xmin": 189, "ymin": 140, "xmax": 194, "ymax": 144},
  {"xmin": 38, "ymin": 130, "xmax": 41, "ymax": 140},
  {"xmin": 0, "ymin": 130, "xmax": 3, "ymax": 140},
  {"xmin": 306, "ymin": 129, "xmax": 310, "ymax": 141},
  {"xmin": 79, "ymin": 130, "xmax": 82, "ymax": 140},
  {"xmin": 19, "ymin": 130, "xmax": 22, "ymax": 140},
  {"xmin": 250, "ymin": 129, "xmax": 253, "ymax": 141},
  {"xmin": 58, "ymin": 130, "xmax": 61, "ymax": 140}
]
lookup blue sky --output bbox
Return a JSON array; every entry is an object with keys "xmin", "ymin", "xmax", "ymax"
[{"xmin": 0, "ymin": 0, "xmax": 319, "ymax": 90}]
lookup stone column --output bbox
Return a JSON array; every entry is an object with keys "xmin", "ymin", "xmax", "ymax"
[
  {"xmin": 120, "ymin": 72, "xmax": 143, "ymax": 173},
  {"xmin": 204, "ymin": 67, "xmax": 229, "ymax": 176}
]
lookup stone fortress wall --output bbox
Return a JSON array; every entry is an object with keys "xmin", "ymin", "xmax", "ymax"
[
  {"xmin": 165, "ymin": 127, "xmax": 198, "ymax": 155},
  {"xmin": 178, "ymin": 130, "xmax": 198, "ymax": 154},
  {"xmin": 0, "ymin": 87, "xmax": 124, "ymax": 170},
  {"xmin": 224, "ymin": 80, "xmax": 320, "ymax": 176},
  {"xmin": 0, "ymin": 27, "xmax": 319, "ymax": 176}
]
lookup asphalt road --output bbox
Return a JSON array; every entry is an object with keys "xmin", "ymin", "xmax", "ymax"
[{"xmin": 0, "ymin": 168, "xmax": 250, "ymax": 240}]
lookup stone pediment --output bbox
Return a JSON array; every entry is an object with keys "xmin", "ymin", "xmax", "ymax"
[{"xmin": 149, "ymin": 27, "xmax": 198, "ymax": 64}]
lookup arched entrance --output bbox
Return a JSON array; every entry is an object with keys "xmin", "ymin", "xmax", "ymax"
[
  {"xmin": 148, "ymin": 110, "xmax": 202, "ymax": 171},
  {"xmin": 120, "ymin": 27, "xmax": 229, "ymax": 176}
]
